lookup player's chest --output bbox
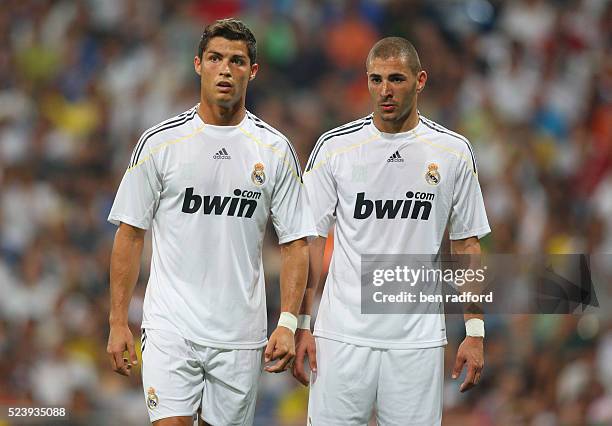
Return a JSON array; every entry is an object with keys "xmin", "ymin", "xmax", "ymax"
[
  {"xmin": 160, "ymin": 141, "xmax": 274, "ymax": 203},
  {"xmin": 333, "ymin": 144, "xmax": 455, "ymax": 201}
]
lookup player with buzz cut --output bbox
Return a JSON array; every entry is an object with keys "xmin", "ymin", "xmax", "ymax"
[
  {"xmin": 106, "ymin": 18, "xmax": 315, "ymax": 426},
  {"xmin": 293, "ymin": 37, "xmax": 491, "ymax": 425}
]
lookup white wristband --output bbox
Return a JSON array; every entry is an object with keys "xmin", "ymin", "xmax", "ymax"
[
  {"xmin": 298, "ymin": 314, "xmax": 311, "ymax": 330},
  {"xmin": 278, "ymin": 312, "xmax": 298, "ymax": 334},
  {"xmin": 465, "ymin": 318, "xmax": 485, "ymax": 337}
]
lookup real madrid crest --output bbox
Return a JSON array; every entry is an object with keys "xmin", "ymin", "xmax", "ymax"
[
  {"xmin": 147, "ymin": 387, "xmax": 159, "ymax": 410},
  {"xmin": 251, "ymin": 162, "xmax": 266, "ymax": 186},
  {"xmin": 425, "ymin": 163, "xmax": 441, "ymax": 185}
]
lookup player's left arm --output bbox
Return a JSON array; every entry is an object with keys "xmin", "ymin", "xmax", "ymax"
[
  {"xmin": 265, "ymin": 138, "xmax": 314, "ymax": 373},
  {"xmin": 264, "ymin": 237, "xmax": 309, "ymax": 373},
  {"xmin": 450, "ymin": 236, "xmax": 484, "ymax": 393}
]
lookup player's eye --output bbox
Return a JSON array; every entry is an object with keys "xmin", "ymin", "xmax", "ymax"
[
  {"xmin": 370, "ymin": 77, "xmax": 381, "ymax": 84},
  {"xmin": 391, "ymin": 77, "xmax": 405, "ymax": 83},
  {"xmin": 232, "ymin": 57, "xmax": 245, "ymax": 65},
  {"xmin": 209, "ymin": 55, "xmax": 221, "ymax": 62}
]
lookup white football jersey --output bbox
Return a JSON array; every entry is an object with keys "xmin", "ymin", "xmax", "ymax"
[
  {"xmin": 109, "ymin": 105, "xmax": 315, "ymax": 349},
  {"xmin": 304, "ymin": 114, "xmax": 490, "ymax": 349}
]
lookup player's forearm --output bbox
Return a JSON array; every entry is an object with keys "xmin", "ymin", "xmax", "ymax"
[
  {"xmin": 109, "ymin": 223, "xmax": 145, "ymax": 326},
  {"xmin": 299, "ymin": 237, "xmax": 326, "ymax": 315},
  {"xmin": 279, "ymin": 237, "xmax": 309, "ymax": 316},
  {"xmin": 451, "ymin": 237, "xmax": 484, "ymax": 322}
]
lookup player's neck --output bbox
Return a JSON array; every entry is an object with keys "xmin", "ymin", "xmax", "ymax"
[
  {"xmin": 373, "ymin": 109, "xmax": 419, "ymax": 134},
  {"xmin": 198, "ymin": 101, "xmax": 245, "ymax": 126}
]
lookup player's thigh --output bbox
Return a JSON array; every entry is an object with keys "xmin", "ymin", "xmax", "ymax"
[
  {"xmin": 142, "ymin": 328, "xmax": 204, "ymax": 423},
  {"xmin": 376, "ymin": 346, "xmax": 444, "ymax": 426},
  {"xmin": 308, "ymin": 337, "xmax": 380, "ymax": 426},
  {"xmin": 200, "ymin": 347, "xmax": 263, "ymax": 426},
  {"xmin": 153, "ymin": 416, "xmax": 194, "ymax": 426}
]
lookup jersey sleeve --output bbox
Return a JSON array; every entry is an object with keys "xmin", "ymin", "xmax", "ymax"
[
  {"xmin": 448, "ymin": 153, "xmax": 490, "ymax": 240},
  {"xmin": 108, "ymin": 145, "xmax": 162, "ymax": 230},
  {"xmin": 270, "ymin": 142, "xmax": 317, "ymax": 244},
  {"xmin": 303, "ymin": 141, "xmax": 337, "ymax": 238}
]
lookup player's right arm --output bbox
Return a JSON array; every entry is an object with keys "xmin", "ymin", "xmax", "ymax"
[
  {"xmin": 106, "ymin": 136, "xmax": 162, "ymax": 376},
  {"xmin": 107, "ymin": 222, "xmax": 145, "ymax": 376}
]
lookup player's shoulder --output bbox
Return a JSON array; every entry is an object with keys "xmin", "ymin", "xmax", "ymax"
[
  {"xmin": 317, "ymin": 114, "xmax": 374, "ymax": 145},
  {"xmin": 244, "ymin": 110, "xmax": 302, "ymax": 175},
  {"xmin": 244, "ymin": 111, "xmax": 293, "ymax": 148},
  {"xmin": 305, "ymin": 114, "xmax": 374, "ymax": 172},
  {"xmin": 129, "ymin": 106, "xmax": 198, "ymax": 168},
  {"xmin": 417, "ymin": 114, "xmax": 477, "ymax": 173}
]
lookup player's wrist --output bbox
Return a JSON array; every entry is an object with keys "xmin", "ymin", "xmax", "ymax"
[
  {"xmin": 465, "ymin": 318, "xmax": 485, "ymax": 338},
  {"xmin": 297, "ymin": 314, "xmax": 311, "ymax": 331},
  {"xmin": 277, "ymin": 312, "xmax": 298, "ymax": 334},
  {"xmin": 109, "ymin": 315, "xmax": 129, "ymax": 327}
]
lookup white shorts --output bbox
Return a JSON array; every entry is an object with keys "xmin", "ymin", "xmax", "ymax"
[
  {"xmin": 308, "ymin": 337, "xmax": 444, "ymax": 426},
  {"xmin": 141, "ymin": 328, "xmax": 263, "ymax": 424}
]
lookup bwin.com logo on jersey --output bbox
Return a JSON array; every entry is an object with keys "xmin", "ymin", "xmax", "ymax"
[
  {"xmin": 354, "ymin": 191, "xmax": 435, "ymax": 220},
  {"xmin": 181, "ymin": 187, "xmax": 261, "ymax": 218}
]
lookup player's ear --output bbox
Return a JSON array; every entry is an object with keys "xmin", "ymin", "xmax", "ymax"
[
  {"xmin": 249, "ymin": 63, "xmax": 259, "ymax": 81},
  {"xmin": 416, "ymin": 70, "xmax": 427, "ymax": 93},
  {"xmin": 194, "ymin": 56, "xmax": 202, "ymax": 76}
]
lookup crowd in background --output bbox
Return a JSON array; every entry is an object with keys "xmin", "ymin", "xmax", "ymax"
[{"xmin": 0, "ymin": 0, "xmax": 611, "ymax": 424}]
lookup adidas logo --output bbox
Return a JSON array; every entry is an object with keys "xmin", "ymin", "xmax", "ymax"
[
  {"xmin": 387, "ymin": 151, "xmax": 404, "ymax": 163},
  {"xmin": 213, "ymin": 148, "xmax": 231, "ymax": 160}
]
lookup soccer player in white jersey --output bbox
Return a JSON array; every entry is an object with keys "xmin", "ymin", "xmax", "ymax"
[
  {"xmin": 106, "ymin": 19, "xmax": 315, "ymax": 425},
  {"xmin": 293, "ymin": 37, "xmax": 491, "ymax": 425}
]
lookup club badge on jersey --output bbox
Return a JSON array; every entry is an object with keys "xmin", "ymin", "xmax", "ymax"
[
  {"xmin": 251, "ymin": 162, "xmax": 266, "ymax": 186},
  {"xmin": 147, "ymin": 387, "xmax": 159, "ymax": 410},
  {"xmin": 425, "ymin": 163, "xmax": 441, "ymax": 185}
]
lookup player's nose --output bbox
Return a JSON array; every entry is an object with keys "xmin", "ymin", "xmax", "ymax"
[
  {"xmin": 219, "ymin": 60, "xmax": 232, "ymax": 76},
  {"xmin": 381, "ymin": 81, "xmax": 392, "ymax": 97}
]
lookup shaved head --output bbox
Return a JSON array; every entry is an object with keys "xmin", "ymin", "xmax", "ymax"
[{"xmin": 366, "ymin": 37, "xmax": 421, "ymax": 75}]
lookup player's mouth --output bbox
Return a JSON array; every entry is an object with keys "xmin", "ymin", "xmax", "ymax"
[
  {"xmin": 380, "ymin": 103, "xmax": 396, "ymax": 112},
  {"xmin": 216, "ymin": 81, "xmax": 233, "ymax": 93}
]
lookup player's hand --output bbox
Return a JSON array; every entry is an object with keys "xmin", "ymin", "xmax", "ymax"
[
  {"xmin": 107, "ymin": 324, "xmax": 138, "ymax": 377},
  {"xmin": 292, "ymin": 329, "xmax": 317, "ymax": 386},
  {"xmin": 264, "ymin": 326, "xmax": 295, "ymax": 373},
  {"xmin": 452, "ymin": 336, "xmax": 484, "ymax": 392}
]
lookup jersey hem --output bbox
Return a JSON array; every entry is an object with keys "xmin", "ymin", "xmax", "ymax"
[
  {"xmin": 142, "ymin": 323, "xmax": 268, "ymax": 350},
  {"xmin": 278, "ymin": 229, "xmax": 318, "ymax": 244},
  {"xmin": 449, "ymin": 225, "xmax": 491, "ymax": 240},
  {"xmin": 108, "ymin": 214, "xmax": 150, "ymax": 230},
  {"xmin": 313, "ymin": 329, "xmax": 447, "ymax": 349}
]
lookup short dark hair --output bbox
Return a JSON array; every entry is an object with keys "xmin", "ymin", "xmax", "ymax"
[
  {"xmin": 366, "ymin": 37, "xmax": 421, "ymax": 75},
  {"xmin": 197, "ymin": 18, "xmax": 257, "ymax": 64}
]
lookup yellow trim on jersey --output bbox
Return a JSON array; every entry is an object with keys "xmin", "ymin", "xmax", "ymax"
[
  {"xmin": 411, "ymin": 129, "xmax": 478, "ymax": 176},
  {"xmin": 305, "ymin": 134, "xmax": 382, "ymax": 173},
  {"xmin": 238, "ymin": 126, "xmax": 302, "ymax": 182},
  {"xmin": 127, "ymin": 125, "xmax": 206, "ymax": 171}
]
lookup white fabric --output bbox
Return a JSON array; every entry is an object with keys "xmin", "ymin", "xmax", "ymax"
[
  {"xmin": 465, "ymin": 318, "xmax": 485, "ymax": 337},
  {"xmin": 141, "ymin": 328, "xmax": 263, "ymax": 424},
  {"xmin": 298, "ymin": 314, "xmax": 312, "ymax": 330},
  {"xmin": 308, "ymin": 337, "xmax": 443, "ymax": 426},
  {"xmin": 109, "ymin": 106, "xmax": 316, "ymax": 349},
  {"xmin": 277, "ymin": 312, "xmax": 298, "ymax": 334},
  {"xmin": 304, "ymin": 114, "xmax": 490, "ymax": 349}
]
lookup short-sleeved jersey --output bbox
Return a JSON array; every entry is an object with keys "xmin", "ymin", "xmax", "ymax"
[
  {"xmin": 108, "ymin": 105, "xmax": 316, "ymax": 349},
  {"xmin": 303, "ymin": 114, "xmax": 490, "ymax": 349}
]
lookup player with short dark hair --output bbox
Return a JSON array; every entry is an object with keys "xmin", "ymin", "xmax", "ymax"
[
  {"xmin": 106, "ymin": 18, "xmax": 315, "ymax": 426},
  {"xmin": 294, "ymin": 37, "xmax": 490, "ymax": 425}
]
